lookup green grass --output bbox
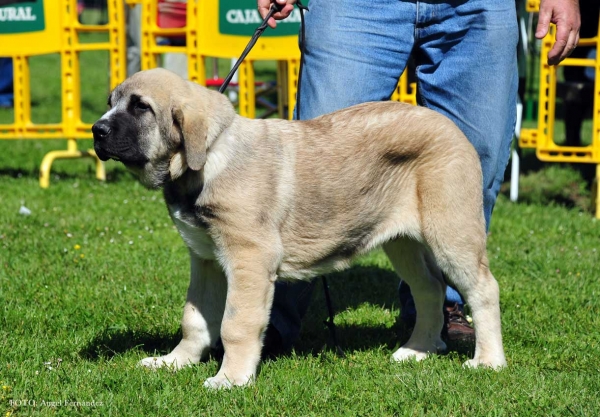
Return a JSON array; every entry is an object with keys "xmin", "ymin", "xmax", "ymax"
[{"xmin": 1, "ymin": 35, "xmax": 600, "ymax": 416}]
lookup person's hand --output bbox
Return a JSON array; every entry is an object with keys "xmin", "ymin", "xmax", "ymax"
[
  {"xmin": 536, "ymin": 0, "xmax": 581, "ymax": 65},
  {"xmin": 258, "ymin": 0, "xmax": 296, "ymax": 29}
]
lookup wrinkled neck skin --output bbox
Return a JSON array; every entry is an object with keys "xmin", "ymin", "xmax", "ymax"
[
  {"xmin": 163, "ymin": 166, "xmax": 204, "ymax": 210},
  {"xmin": 125, "ymin": 159, "xmax": 171, "ymax": 190}
]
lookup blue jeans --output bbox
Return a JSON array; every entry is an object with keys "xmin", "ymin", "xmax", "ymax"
[
  {"xmin": 0, "ymin": 58, "xmax": 13, "ymax": 106},
  {"xmin": 270, "ymin": 0, "xmax": 518, "ymax": 349}
]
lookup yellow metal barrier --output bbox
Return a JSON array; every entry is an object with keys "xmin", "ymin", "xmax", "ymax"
[
  {"xmin": 391, "ymin": 73, "xmax": 418, "ymax": 106},
  {"xmin": 0, "ymin": 0, "xmax": 415, "ymax": 188},
  {"xmin": 0, "ymin": 0, "xmax": 126, "ymax": 188},
  {"xmin": 520, "ymin": 2, "xmax": 600, "ymax": 216},
  {"xmin": 130, "ymin": 0, "xmax": 415, "ymax": 118}
]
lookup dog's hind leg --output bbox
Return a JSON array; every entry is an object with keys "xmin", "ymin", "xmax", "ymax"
[
  {"xmin": 384, "ymin": 238, "xmax": 447, "ymax": 362},
  {"xmin": 139, "ymin": 256, "xmax": 227, "ymax": 369},
  {"xmin": 425, "ymin": 230, "xmax": 506, "ymax": 369},
  {"xmin": 438, "ymin": 252, "xmax": 506, "ymax": 369}
]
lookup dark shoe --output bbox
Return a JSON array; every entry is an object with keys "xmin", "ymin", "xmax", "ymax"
[{"xmin": 443, "ymin": 303, "xmax": 475, "ymax": 343}]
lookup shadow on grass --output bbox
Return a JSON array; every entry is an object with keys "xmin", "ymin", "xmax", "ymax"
[
  {"xmin": 0, "ymin": 167, "xmax": 39, "ymax": 179},
  {"xmin": 79, "ymin": 265, "xmax": 475, "ymax": 363},
  {"xmin": 293, "ymin": 267, "xmax": 475, "ymax": 360},
  {"xmin": 0, "ymin": 165, "xmax": 134, "ymax": 184},
  {"xmin": 80, "ymin": 328, "xmax": 182, "ymax": 360},
  {"xmin": 501, "ymin": 149, "xmax": 596, "ymax": 213},
  {"xmin": 506, "ymin": 149, "xmax": 597, "ymax": 184}
]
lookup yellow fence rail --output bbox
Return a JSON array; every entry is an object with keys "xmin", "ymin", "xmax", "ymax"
[
  {"xmin": 0, "ymin": 0, "xmax": 415, "ymax": 187},
  {"xmin": 520, "ymin": 0, "xmax": 600, "ymax": 216},
  {"xmin": 128, "ymin": 0, "xmax": 416, "ymax": 119},
  {"xmin": 0, "ymin": 0, "xmax": 126, "ymax": 188}
]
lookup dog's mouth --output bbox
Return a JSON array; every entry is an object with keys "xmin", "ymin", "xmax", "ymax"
[
  {"xmin": 94, "ymin": 144, "xmax": 148, "ymax": 168},
  {"xmin": 93, "ymin": 146, "xmax": 119, "ymax": 162}
]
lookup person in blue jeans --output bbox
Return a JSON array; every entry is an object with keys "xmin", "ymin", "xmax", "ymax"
[
  {"xmin": 258, "ymin": 0, "xmax": 581, "ymax": 354},
  {"xmin": 0, "ymin": 58, "xmax": 13, "ymax": 108}
]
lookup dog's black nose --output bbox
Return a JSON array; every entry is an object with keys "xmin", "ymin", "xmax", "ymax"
[{"xmin": 92, "ymin": 121, "xmax": 111, "ymax": 139}]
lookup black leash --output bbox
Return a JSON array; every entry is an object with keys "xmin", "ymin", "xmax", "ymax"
[
  {"xmin": 219, "ymin": 2, "xmax": 294, "ymax": 93},
  {"xmin": 322, "ymin": 276, "xmax": 345, "ymax": 357},
  {"xmin": 218, "ymin": 1, "xmax": 344, "ymax": 357}
]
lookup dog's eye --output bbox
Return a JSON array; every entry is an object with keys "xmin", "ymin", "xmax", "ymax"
[{"xmin": 135, "ymin": 101, "xmax": 151, "ymax": 111}]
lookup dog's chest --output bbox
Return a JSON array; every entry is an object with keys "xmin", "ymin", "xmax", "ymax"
[{"xmin": 170, "ymin": 207, "xmax": 216, "ymax": 260}]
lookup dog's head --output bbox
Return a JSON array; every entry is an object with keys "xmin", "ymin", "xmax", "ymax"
[{"xmin": 92, "ymin": 68, "xmax": 235, "ymax": 189}]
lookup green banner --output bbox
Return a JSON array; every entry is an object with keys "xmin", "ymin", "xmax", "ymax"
[
  {"xmin": 0, "ymin": 0, "xmax": 45, "ymax": 34},
  {"xmin": 219, "ymin": 0, "xmax": 304, "ymax": 37}
]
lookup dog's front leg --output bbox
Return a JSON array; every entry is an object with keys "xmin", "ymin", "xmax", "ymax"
[
  {"xmin": 204, "ymin": 249, "xmax": 277, "ymax": 389},
  {"xmin": 140, "ymin": 255, "xmax": 227, "ymax": 369}
]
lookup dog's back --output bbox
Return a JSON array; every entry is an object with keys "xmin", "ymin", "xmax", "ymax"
[{"xmin": 271, "ymin": 101, "xmax": 485, "ymax": 279}]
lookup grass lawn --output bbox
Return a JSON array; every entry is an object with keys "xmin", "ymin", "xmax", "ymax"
[{"xmin": 1, "ymin": 35, "xmax": 600, "ymax": 416}]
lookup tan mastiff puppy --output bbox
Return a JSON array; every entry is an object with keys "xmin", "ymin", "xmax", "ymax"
[{"xmin": 92, "ymin": 68, "xmax": 506, "ymax": 388}]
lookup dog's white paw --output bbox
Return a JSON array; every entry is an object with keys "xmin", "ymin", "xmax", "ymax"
[
  {"xmin": 463, "ymin": 356, "xmax": 507, "ymax": 370},
  {"xmin": 203, "ymin": 374, "xmax": 252, "ymax": 389},
  {"xmin": 138, "ymin": 354, "xmax": 195, "ymax": 370},
  {"xmin": 203, "ymin": 376, "xmax": 234, "ymax": 390},
  {"xmin": 392, "ymin": 339, "xmax": 446, "ymax": 363},
  {"xmin": 391, "ymin": 347, "xmax": 431, "ymax": 362}
]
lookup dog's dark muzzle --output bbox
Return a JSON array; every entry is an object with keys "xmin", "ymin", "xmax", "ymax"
[
  {"xmin": 92, "ymin": 120, "xmax": 113, "ymax": 161},
  {"xmin": 92, "ymin": 119, "xmax": 148, "ymax": 166}
]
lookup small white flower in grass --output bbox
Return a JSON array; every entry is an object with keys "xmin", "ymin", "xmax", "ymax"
[
  {"xmin": 118, "ymin": 230, "xmax": 122, "ymax": 235},
  {"xmin": 129, "ymin": 241, "xmax": 133, "ymax": 245}
]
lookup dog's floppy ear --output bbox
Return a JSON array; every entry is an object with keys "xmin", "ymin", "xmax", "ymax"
[
  {"xmin": 172, "ymin": 102, "xmax": 207, "ymax": 172},
  {"xmin": 171, "ymin": 84, "xmax": 235, "ymax": 172}
]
